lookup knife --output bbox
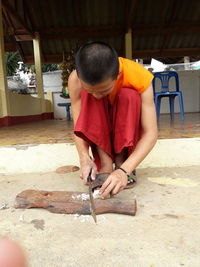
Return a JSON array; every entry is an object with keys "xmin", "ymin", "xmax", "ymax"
[{"xmin": 87, "ymin": 168, "xmax": 97, "ymax": 224}]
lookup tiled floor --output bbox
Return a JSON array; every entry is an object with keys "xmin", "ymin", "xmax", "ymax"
[
  {"xmin": 0, "ymin": 113, "xmax": 200, "ymax": 146},
  {"xmin": 0, "ymin": 119, "xmax": 74, "ymax": 146},
  {"xmin": 157, "ymin": 112, "xmax": 200, "ymax": 139}
]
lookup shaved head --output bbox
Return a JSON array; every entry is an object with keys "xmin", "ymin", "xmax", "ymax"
[{"xmin": 75, "ymin": 41, "xmax": 119, "ymax": 85}]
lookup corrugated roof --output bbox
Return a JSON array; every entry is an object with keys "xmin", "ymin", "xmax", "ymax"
[{"xmin": 2, "ymin": 0, "xmax": 200, "ymax": 63}]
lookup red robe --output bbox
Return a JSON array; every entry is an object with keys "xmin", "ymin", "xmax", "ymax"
[{"xmin": 74, "ymin": 87, "xmax": 142, "ymax": 171}]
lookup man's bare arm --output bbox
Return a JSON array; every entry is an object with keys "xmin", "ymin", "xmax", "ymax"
[
  {"xmin": 68, "ymin": 71, "xmax": 97, "ymax": 182},
  {"xmin": 120, "ymin": 84, "xmax": 158, "ymax": 173},
  {"xmin": 68, "ymin": 71, "xmax": 88, "ymax": 155},
  {"xmin": 100, "ymin": 84, "xmax": 157, "ymax": 197}
]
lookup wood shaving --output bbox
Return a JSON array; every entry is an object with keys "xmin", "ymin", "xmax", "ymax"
[
  {"xmin": 92, "ymin": 189, "xmax": 101, "ymax": 199},
  {"xmin": 71, "ymin": 193, "xmax": 89, "ymax": 200}
]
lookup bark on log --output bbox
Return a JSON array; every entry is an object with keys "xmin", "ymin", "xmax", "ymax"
[{"xmin": 15, "ymin": 190, "xmax": 137, "ymax": 216}]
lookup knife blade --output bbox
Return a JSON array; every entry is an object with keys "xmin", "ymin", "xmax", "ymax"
[{"xmin": 87, "ymin": 169, "xmax": 97, "ymax": 224}]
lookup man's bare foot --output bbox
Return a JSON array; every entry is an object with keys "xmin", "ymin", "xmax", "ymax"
[
  {"xmin": 115, "ymin": 148, "xmax": 128, "ymax": 168},
  {"xmin": 127, "ymin": 170, "xmax": 137, "ymax": 183},
  {"xmin": 96, "ymin": 146, "xmax": 113, "ymax": 174}
]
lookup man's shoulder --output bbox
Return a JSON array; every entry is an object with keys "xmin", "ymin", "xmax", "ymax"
[
  {"xmin": 119, "ymin": 57, "xmax": 151, "ymax": 76},
  {"xmin": 117, "ymin": 57, "xmax": 153, "ymax": 94},
  {"xmin": 119, "ymin": 57, "xmax": 139, "ymax": 67},
  {"xmin": 68, "ymin": 70, "xmax": 80, "ymax": 86},
  {"xmin": 68, "ymin": 70, "xmax": 82, "ymax": 99}
]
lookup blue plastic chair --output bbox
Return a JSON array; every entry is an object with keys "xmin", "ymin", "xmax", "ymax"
[
  {"xmin": 57, "ymin": 102, "xmax": 71, "ymax": 120},
  {"xmin": 152, "ymin": 71, "xmax": 184, "ymax": 120}
]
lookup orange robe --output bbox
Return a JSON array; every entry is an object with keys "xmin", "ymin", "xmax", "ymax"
[
  {"xmin": 74, "ymin": 58, "xmax": 153, "ymax": 170},
  {"xmin": 109, "ymin": 57, "xmax": 153, "ymax": 104}
]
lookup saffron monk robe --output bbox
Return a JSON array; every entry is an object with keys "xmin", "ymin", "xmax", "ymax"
[{"xmin": 68, "ymin": 42, "xmax": 157, "ymax": 199}]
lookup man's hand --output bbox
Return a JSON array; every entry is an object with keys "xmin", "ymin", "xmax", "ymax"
[
  {"xmin": 80, "ymin": 157, "xmax": 97, "ymax": 185},
  {"xmin": 99, "ymin": 169, "xmax": 128, "ymax": 198}
]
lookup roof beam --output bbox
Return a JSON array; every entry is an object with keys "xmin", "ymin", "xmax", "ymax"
[
  {"xmin": 22, "ymin": 47, "xmax": 200, "ymax": 64},
  {"xmin": 14, "ymin": 22, "xmax": 199, "ymax": 41},
  {"xmin": 2, "ymin": 6, "xmax": 24, "ymax": 60},
  {"xmin": 4, "ymin": 21, "xmax": 200, "ymax": 42},
  {"xmin": 6, "ymin": 30, "xmax": 24, "ymax": 59},
  {"xmin": 24, "ymin": 54, "xmax": 63, "ymax": 64},
  {"xmin": 133, "ymin": 48, "xmax": 200, "ymax": 59},
  {"xmin": 5, "ymin": 42, "xmax": 16, "ymax": 51},
  {"xmin": 39, "ymin": 25, "xmax": 124, "ymax": 40},
  {"xmin": 2, "ymin": 0, "xmax": 34, "ymax": 39},
  {"xmin": 133, "ymin": 22, "xmax": 200, "ymax": 35},
  {"xmin": 125, "ymin": 0, "xmax": 138, "ymax": 31},
  {"xmin": 14, "ymin": 29, "xmax": 34, "ymax": 41}
]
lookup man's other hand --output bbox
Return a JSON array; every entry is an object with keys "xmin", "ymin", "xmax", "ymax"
[
  {"xmin": 80, "ymin": 157, "xmax": 97, "ymax": 185},
  {"xmin": 99, "ymin": 169, "xmax": 127, "ymax": 198}
]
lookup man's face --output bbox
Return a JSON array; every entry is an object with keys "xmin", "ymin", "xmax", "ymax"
[{"xmin": 80, "ymin": 77, "xmax": 116, "ymax": 99}]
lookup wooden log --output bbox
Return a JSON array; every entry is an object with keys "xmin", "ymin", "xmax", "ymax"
[{"xmin": 15, "ymin": 190, "xmax": 137, "ymax": 216}]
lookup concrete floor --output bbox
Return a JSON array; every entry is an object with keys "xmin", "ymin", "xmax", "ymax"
[
  {"xmin": 1, "ymin": 138, "xmax": 200, "ymax": 174},
  {"xmin": 0, "ymin": 113, "xmax": 200, "ymax": 146},
  {"xmin": 0, "ymin": 166, "xmax": 200, "ymax": 267},
  {"xmin": 0, "ymin": 113, "xmax": 200, "ymax": 266}
]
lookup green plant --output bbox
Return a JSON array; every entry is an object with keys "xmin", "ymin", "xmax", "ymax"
[
  {"xmin": 5, "ymin": 52, "xmax": 21, "ymax": 76},
  {"xmin": 24, "ymin": 63, "xmax": 59, "ymax": 73},
  {"xmin": 41, "ymin": 63, "xmax": 59, "ymax": 72},
  {"xmin": 6, "ymin": 51, "xmax": 62, "ymax": 76}
]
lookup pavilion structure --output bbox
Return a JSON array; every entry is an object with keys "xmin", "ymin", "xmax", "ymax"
[{"xmin": 1, "ymin": 0, "xmax": 200, "ymax": 126}]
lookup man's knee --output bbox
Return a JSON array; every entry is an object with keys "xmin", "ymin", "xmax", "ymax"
[{"xmin": 117, "ymin": 87, "xmax": 141, "ymax": 105}]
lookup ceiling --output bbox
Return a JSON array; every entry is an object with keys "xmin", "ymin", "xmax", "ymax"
[{"xmin": 2, "ymin": 0, "xmax": 200, "ymax": 64}]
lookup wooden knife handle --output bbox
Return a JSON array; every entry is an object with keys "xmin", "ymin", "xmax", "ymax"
[{"xmin": 94, "ymin": 198, "xmax": 136, "ymax": 216}]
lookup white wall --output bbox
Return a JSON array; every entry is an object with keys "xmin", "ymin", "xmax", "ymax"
[
  {"xmin": 53, "ymin": 93, "xmax": 71, "ymax": 119},
  {"xmin": 154, "ymin": 70, "xmax": 200, "ymax": 114},
  {"xmin": 42, "ymin": 70, "xmax": 200, "ymax": 119},
  {"xmin": 43, "ymin": 70, "xmax": 62, "ymax": 92},
  {"xmin": 42, "ymin": 70, "xmax": 71, "ymax": 119},
  {"xmin": 9, "ymin": 92, "xmax": 42, "ymax": 116},
  {"xmin": 1, "ymin": 138, "xmax": 200, "ymax": 174}
]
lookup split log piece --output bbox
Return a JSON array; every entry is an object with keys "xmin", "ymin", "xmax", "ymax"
[{"xmin": 15, "ymin": 189, "xmax": 137, "ymax": 216}]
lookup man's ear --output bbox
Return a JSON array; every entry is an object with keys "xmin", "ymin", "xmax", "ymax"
[
  {"xmin": 75, "ymin": 69, "xmax": 79, "ymax": 78},
  {"xmin": 117, "ymin": 71, "xmax": 122, "ymax": 80}
]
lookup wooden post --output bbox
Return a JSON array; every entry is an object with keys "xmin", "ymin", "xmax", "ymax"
[
  {"xmin": 184, "ymin": 56, "xmax": 190, "ymax": 70},
  {"xmin": 33, "ymin": 32, "xmax": 45, "ymax": 113},
  {"xmin": 125, "ymin": 28, "xmax": 132, "ymax": 60},
  {"xmin": 0, "ymin": 0, "xmax": 10, "ymax": 117},
  {"xmin": 46, "ymin": 92, "xmax": 54, "ymax": 112}
]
